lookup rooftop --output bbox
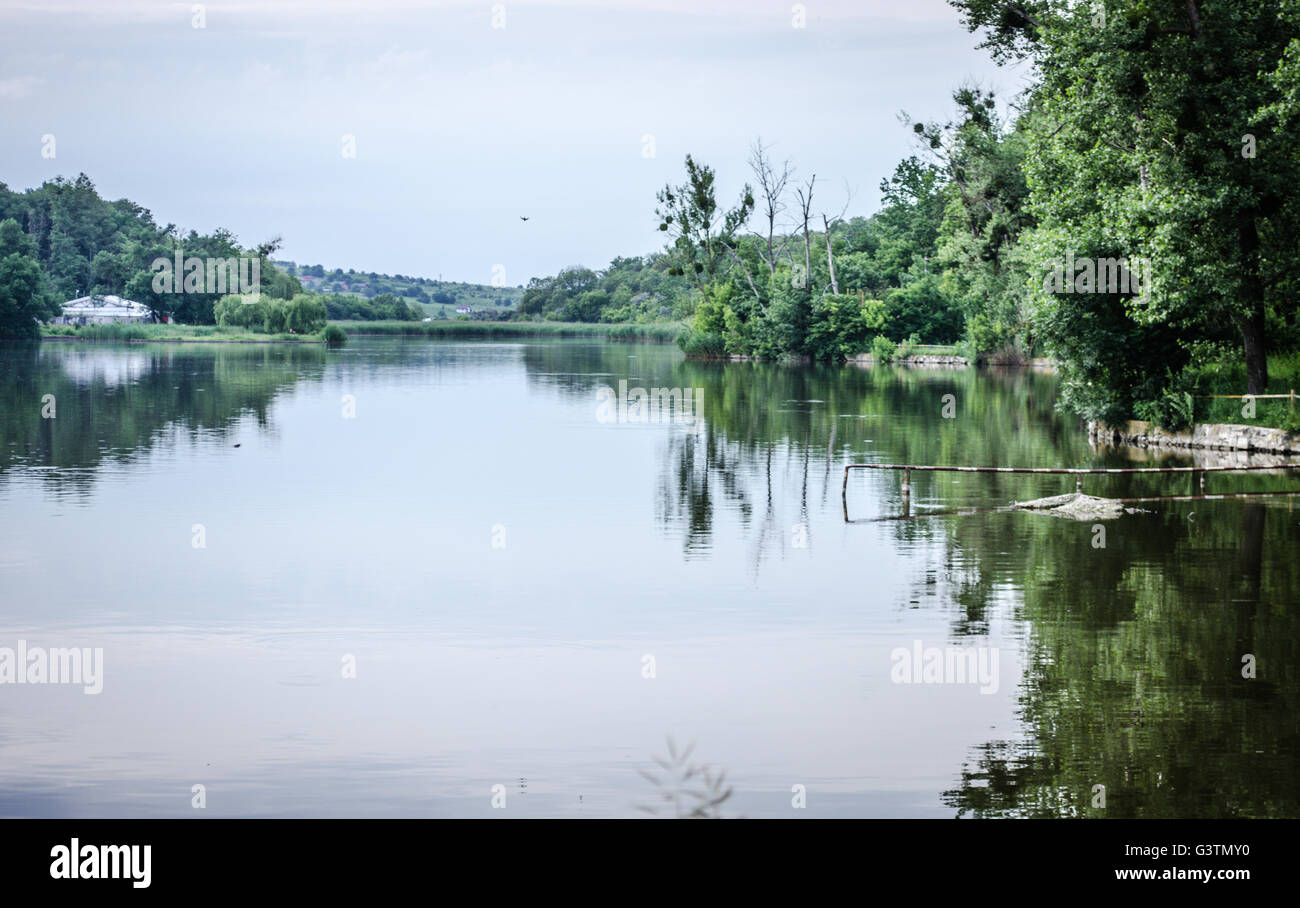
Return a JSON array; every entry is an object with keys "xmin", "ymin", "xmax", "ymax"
[{"xmin": 61, "ymin": 295, "xmax": 153, "ymax": 316}]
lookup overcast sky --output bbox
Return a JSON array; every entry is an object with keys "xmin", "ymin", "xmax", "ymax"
[{"xmin": 0, "ymin": 0, "xmax": 1021, "ymax": 285}]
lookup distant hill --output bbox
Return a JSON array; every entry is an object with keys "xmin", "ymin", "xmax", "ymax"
[{"xmin": 274, "ymin": 260, "xmax": 524, "ymax": 318}]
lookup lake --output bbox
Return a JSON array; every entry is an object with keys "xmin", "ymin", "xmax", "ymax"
[{"xmin": 0, "ymin": 338, "xmax": 1296, "ymax": 818}]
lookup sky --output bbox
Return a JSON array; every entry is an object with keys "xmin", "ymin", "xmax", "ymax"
[{"xmin": 0, "ymin": 0, "xmax": 1023, "ymax": 285}]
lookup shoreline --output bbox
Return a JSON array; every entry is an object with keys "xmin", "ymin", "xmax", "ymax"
[
  {"xmin": 35, "ymin": 319, "xmax": 685, "ymax": 346},
  {"xmin": 1090, "ymin": 419, "xmax": 1300, "ymax": 456},
  {"xmin": 337, "ymin": 321, "xmax": 684, "ymax": 342},
  {"xmin": 40, "ymin": 335, "xmax": 324, "ymax": 345}
]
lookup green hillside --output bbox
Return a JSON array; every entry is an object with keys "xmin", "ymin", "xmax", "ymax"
[{"xmin": 275, "ymin": 260, "xmax": 523, "ymax": 318}]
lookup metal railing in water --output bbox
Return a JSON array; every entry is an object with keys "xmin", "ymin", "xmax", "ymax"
[{"xmin": 842, "ymin": 462, "xmax": 1300, "ymax": 517}]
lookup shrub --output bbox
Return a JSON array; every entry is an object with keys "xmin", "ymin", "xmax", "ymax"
[
  {"xmin": 678, "ymin": 330, "xmax": 727, "ymax": 357},
  {"xmin": 965, "ymin": 312, "xmax": 1017, "ymax": 361},
  {"xmin": 264, "ymin": 301, "xmax": 288, "ymax": 333},
  {"xmin": 805, "ymin": 293, "xmax": 887, "ymax": 361},
  {"xmin": 870, "ymin": 334, "xmax": 896, "ymax": 363},
  {"xmin": 894, "ymin": 333, "xmax": 922, "ymax": 360},
  {"xmin": 1134, "ymin": 389, "xmax": 1196, "ymax": 431},
  {"xmin": 214, "ymin": 294, "xmax": 269, "ymax": 329},
  {"xmin": 283, "ymin": 294, "xmax": 328, "ymax": 334},
  {"xmin": 323, "ymin": 324, "xmax": 347, "ymax": 347}
]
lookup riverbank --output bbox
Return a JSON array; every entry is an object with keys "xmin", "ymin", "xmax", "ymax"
[
  {"xmin": 1089, "ymin": 419, "xmax": 1300, "ymax": 455},
  {"xmin": 41, "ymin": 324, "xmax": 327, "ymax": 344},
  {"xmin": 847, "ymin": 352, "xmax": 969, "ymax": 367},
  {"xmin": 844, "ymin": 352, "xmax": 1059, "ymax": 369},
  {"xmin": 338, "ymin": 320, "xmax": 684, "ymax": 342},
  {"xmin": 37, "ymin": 319, "xmax": 686, "ymax": 345}
]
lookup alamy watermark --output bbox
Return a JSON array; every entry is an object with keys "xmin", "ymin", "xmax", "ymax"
[
  {"xmin": 0, "ymin": 640, "xmax": 103, "ymax": 694},
  {"xmin": 50, "ymin": 839, "xmax": 150, "ymax": 888},
  {"xmin": 1042, "ymin": 251, "xmax": 1150, "ymax": 297},
  {"xmin": 890, "ymin": 640, "xmax": 999, "ymax": 694},
  {"xmin": 151, "ymin": 249, "xmax": 260, "ymax": 300},
  {"xmin": 596, "ymin": 380, "xmax": 703, "ymax": 425}
]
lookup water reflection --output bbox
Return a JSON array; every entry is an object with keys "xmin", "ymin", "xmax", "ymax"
[
  {"xmin": 0, "ymin": 339, "xmax": 1294, "ymax": 818},
  {"xmin": 0, "ymin": 342, "xmax": 327, "ymax": 497}
]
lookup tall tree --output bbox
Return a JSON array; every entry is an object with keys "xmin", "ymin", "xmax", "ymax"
[
  {"xmin": 0, "ymin": 218, "xmax": 56, "ymax": 338},
  {"xmin": 656, "ymin": 155, "xmax": 754, "ymax": 292},
  {"xmin": 952, "ymin": 0, "xmax": 1300, "ymax": 400},
  {"xmin": 746, "ymin": 138, "xmax": 793, "ymax": 275}
]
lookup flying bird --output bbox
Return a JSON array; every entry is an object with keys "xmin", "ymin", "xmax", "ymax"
[{"xmin": 520, "ymin": 216, "xmax": 529, "ymax": 221}]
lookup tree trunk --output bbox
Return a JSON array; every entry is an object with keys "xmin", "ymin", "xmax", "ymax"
[
  {"xmin": 823, "ymin": 215, "xmax": 838, "ymax": 295},
  {"xmin": 802, "ymin": 224, "xmax": 811, "ymax": 287},
  {"xmin": 1239, "ymin": 218, "xmax": 1268, "ymax": 394},
  {"xmin": 1242, "ymin": 306, "xmax": 1268, "ymax": 394}
]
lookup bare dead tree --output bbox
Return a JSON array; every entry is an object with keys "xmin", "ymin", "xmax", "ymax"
[
  {"xmin": 821, "ymin": 181, "xmax": 854, "ymax": 295},
  {"xmin": 821, "ymin": 214, "xmax": 838, "ymax": 294},
  {"xmin": 747, "ymin": 138, "xmax": 793, "ymax": 276},
  {"xmin": 794, "ymin": 175, "xmax": 815, "ymax": 288}
]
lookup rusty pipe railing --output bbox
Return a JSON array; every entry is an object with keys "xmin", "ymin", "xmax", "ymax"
[{"xmin": 842, "ymin": 461, "xmax": 1300, "ymax": 513}]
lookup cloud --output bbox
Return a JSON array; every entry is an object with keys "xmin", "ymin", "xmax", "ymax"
[{"xmin": 0, "ymin": 0, "xmax": 963, "ymax": 25}]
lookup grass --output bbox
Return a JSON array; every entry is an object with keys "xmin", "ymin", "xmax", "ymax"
[
  {"xmin": 41, "ymin": 323, "xmax": 326, "ymax": 344},
  {"xmin": 336, "ymin": 320, "xmax": 685, "ymax": 342},
  {"xmin": 1189, "ymin": 350, "xmax": 1300, "ymax": 432},
  {"xmin": 322, "ymin": 324, "xmax": 348, "ymax": 347},
  {"xmin": 38, "ymin": 319, "xmax": 685, "ymax": 345}
]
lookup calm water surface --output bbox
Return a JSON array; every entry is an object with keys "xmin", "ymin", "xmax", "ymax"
[{"xmin": 0, "ymin": 338, "xmax": 1296, "ymax": 817}]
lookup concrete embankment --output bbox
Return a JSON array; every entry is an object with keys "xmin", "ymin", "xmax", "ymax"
[
  {"xmin": 844, "ymin": 354, "xmax": 1058, "ymax": 369},
  {"xmin": 1089, "ymin": 420, "xmax": 1300, "ymax": 456},
  {"xmin": 846, "ymin": 353, "xmax": 969, "ymax": 367}
]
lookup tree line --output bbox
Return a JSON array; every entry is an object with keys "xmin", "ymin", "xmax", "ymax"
[
  {"xmin": 662, "ymin": 0, "xmax": 1300, "ymax": 427},
  {"xmin": 0, "ymin": 175, "xmax": 426, "ymax": 337}
]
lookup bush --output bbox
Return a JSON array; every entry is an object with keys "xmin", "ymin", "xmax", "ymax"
[
  {"xmin": 1134, "ymin": 388, "xmax": 1196, "ymax": 431},
  {"xmin": 282, "ymin": 294, "xmax": 328, "ymax": 333},
  {"xmin": 323, "ymin": 324, "xmax": 347, "ymax": 347},
  {"xmin": 964, "ymin": 312, "xmax": 1017, "ymax": 361},
  {"xmin": 882, "ymin": 274, "xmax": 962, "ymax": 343},
  {"xmin": 264, "ymin": 301, "xmax": 288, "ymax": 333},
  {"xmin": 71, "ymin": 323, "xmax": 150, "ymax": 341},
  {"xmin": 1158, "ymin": 348, "xmax": 1300, "ymax": 431},
  {"xmin": 214, "ymin": 294, "xmax": 269, "ymax": 329},
  {"xmin": 677, "ymin": 330, "xmax": 727, "ymax": 357},
  {"xmin": 870, "ymin": 334, "xmax": 896, "ymax": 363},
  {"xmin": 805, "ymin": 293, "xmax": 887, "ymax": 361},
  {"xmin": 894, "ymin": 333, "xmax": 922, "ymax": 360}
]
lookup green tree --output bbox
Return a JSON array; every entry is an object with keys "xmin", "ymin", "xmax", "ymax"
[
  {"xmin": 214, "ymin": 294, "xmax": 269, "ymax": 329},
  {"xmin": 370, "ymin": 292, "xmax": 419, "ymax": 320},
  {"xmin": 0, "ymin": 219, "xmax": 56, "ymax": 338},
  {"xmin": 282, "ymin": 294, "xmax": 328, "ymax": 333},
  {"xmin": 805, "ymin": 292, "xmax": 888, "ymax": 361},
  {"xmin": 655, "ymin": 155, "xmax": 754, "ymax": 292},
  {"xmin": 953, "ymin": 0, "xmax": 1300, "ymax": 407}
]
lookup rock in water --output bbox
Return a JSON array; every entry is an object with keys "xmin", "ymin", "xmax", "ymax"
[{"xmin": 1010, "ymin": 492, "xmax": 1145, "ymax": 521}]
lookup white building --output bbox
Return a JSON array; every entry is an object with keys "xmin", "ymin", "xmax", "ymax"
[{"xmin": 53, "ymin": 295, "xmax": 156, "ymax": 325}]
